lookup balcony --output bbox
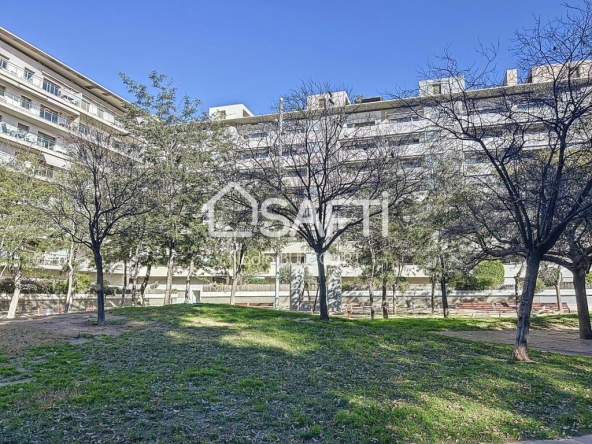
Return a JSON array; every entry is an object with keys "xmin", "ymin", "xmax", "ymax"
[
  {"xmin": 0, "ymin": 121, "xmax": 66, "ymax": 153},
  {"xmin": 0, "ymin": 57, "xmax": 124, "ymax": 129},
  {"xmin": 0, "ymin": 56, "xmax": 82, "ymax": 106},
  {"xmin": 37, "ymin": 255, "xmax": 67, "ymax": 267},
  {"xmin": 0, "ymin": 89, "xmax": 71, "ymax": 126}
]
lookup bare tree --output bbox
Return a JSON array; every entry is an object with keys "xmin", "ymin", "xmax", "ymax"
[
  {"xmin": 45, "ymin": 121, "xmax": 156, "ymax": 326},
  {"xmin": 225, "ymin": 82, "xmax": 423, "ymax": 320},
  {"xmin": 543, "ymin": 215, "xmax": 592, "ymax": 339},
  {"xmin": 399, "ymin": 2, "xmax": 592, "ymax": 360}
]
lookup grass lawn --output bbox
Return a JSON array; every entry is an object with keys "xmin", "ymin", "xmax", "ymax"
[{"xmin": 0, "ymin": 305, "xmax": 591, "ymax": 443}]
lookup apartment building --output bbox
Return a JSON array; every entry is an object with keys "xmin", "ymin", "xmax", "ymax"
[
  {"xmin": 0, "ymin": 26, "xmax": 587, "ymax": 295},
  {"xmin": 208, "ymin": 63, "xmax": 592, "ymax": 287},
  {"xmin": 0, "ymin": 27, "xmax": 126, "ymax": 179}
]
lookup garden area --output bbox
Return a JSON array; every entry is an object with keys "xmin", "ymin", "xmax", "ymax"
[{"xmin": 0, "ymin": 305, "xmax": 591, "ymax": 443}]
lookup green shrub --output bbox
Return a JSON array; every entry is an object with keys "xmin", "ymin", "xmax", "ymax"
[
  {"xmin": 535, "ymin": 278, "xmax": 547, "ymax": 293},
  {"xmin": 453, "ymin": 260, "xmax": 505, "ymax": 291},
  {"xmin": 342, "ymin": 282, "xmax": 354, "ymax": 292},
  {"xmin": 75, "ymin": 273, "xmax": 92, "ymax": 293},
  {"xmin": 0, "ymin": 277, "xmax": 67, "ymax": 294}
]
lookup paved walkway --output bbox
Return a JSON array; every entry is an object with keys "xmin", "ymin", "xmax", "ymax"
[
  {"xmin": 438, "ymin": 328, "xmax": 592, "ymax": 357},
  {"xmin": 518, "ymin": 435, "xmax": 592, "ymax": 443}
]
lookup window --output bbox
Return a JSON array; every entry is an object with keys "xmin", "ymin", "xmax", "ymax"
[
  {"xmin": 18, "ymin": 123, "xmax": 29, "ymax": 132},
  {"xmin": 37, "ymin": 132, "xmax": 56, "ymax": 149},
  {"xmin": 0, "ymin": 85, "xmax": 4, "ymax": 97},
  {"xmin": 43, "ymin": 79, "xmax": 60, "ymax": 96},
  {"xmin": 249, "ymin": 132, "xmax": 267, "ymax": 139},
  {"xmin": 401, "ymin": 157, "xmax": 424, "ymax": 169},
  {"xmin": 97, "ymin": 108, "xmax": 104, "ymax": 119},
  {"xmin": 390, "ymin": 115, "xmax": 420, "ymax": 123},
  {"xmin": 474, "ymin": 107, "xmax": 503, "ymax": 115},
  {"xmin": 392, "ymin": 135, "xmax": 421, "ymax": 146},
  {"xmin": 24, "ymin": 69, "xmax": 34, "ymax": 82},
  {"xmin": 20, "ymin": 96, "xmax": 32, "ymax": 109},
  {"xmin": 347, "ymin": 120, "xmax": 375, "ymax": 128},
  {"xmin": 40, "ymin": 106, "xmax": 59, "ymax": 123},
  {"xmin": 483, "ymin": 129, "xmax": 503, "ymax": 138},
  {"xmin": 79, "ymin": 123, "xmax": 91, "ymax": 135},
  {"xmin": 432, "ymin": 83, "xmax": 442, "ymax": 94},
  {"xmin": 425, "ymin": 130, "xmax": 441, "ymax": 143},
  {"xmin": 285, "ymin": 169, "xmax": 302, "ymax": 178},
  {"xmin": 465, "ymin": 152, "xmax": 488, "ymax": 164},
  {"xmin": 0, "ymin": 55, "xmax": 7, "ymax": 70},
  {"xmin": 318, "ymin": 98, "xmax": 327, "ymax": 108},
  {"xmin": 357, "ymin": 140, "xmax": 377, "ymax": 151},
  {"xmin": 218, "ymin": 110, "xmax": 226, "ymax": 119},
  {"xmin": 81, "ymin": 99, "xmax": 91, "ymax": 112},
  {"xmin": 307, "ymin": 142, "xmax": 321, "ymax": 153},
  {"xmin": 242, "ymin": 151, "xmax": 269, "ymax": 160}
]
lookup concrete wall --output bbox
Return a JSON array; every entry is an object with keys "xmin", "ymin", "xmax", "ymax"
[{"xmin": 3, "ymin": 289, "xmax": 589, "ymax": 317}]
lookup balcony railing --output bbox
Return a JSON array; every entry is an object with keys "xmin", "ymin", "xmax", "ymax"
[
  {"xmin": 0, "ymin": 121, "xmax": 65, "ymax": 153},
  {"xmin": 0, "ymin": 89, "xmax": 71, "ymax": 126},
  {"xmin": 0, "ymin": 57, "xmax": 124, "ymax": 128},
  {"xmin": 37, "ymin": 255, "xmax": 67, "ymax": 267},
  {"xmin": 0, "ymin": 56, "xmax": 82, "ymax": 106}
]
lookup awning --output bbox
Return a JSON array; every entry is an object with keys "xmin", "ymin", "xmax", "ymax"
[{"xmin": 43, "ymin": 153, "xmax": 69, "ymax": 169}]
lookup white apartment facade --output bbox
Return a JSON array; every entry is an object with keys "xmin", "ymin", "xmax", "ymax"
[
  {"xmin": 0, "ymin": 26, "xmax": 586, "ymax": 294},
  {"xmin": 0, "ymin": 27, "xmax": 126, "ymax": 179},
  {"xmin": 208, "ymin": 64, "xmax": 592, "ymax": 288}
]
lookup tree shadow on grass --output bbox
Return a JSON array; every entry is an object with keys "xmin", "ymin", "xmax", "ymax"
[{"xmin": 0, "ymin": 304, "xmax": 590, "ymax": 443}]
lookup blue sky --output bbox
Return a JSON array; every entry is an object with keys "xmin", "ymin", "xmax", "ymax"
[{"xmin": 0, "ymin": 0, "xmax": 574, "ymax": 115}]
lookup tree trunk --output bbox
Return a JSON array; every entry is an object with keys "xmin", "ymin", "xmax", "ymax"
[
  {"xmin": 514, "ymin": 262, "xmax": 524, "ymax": 313},
  {"xmin": 513, "ymin": 252, "xmax": 541, "ymax": 361},
  {"xmin": 65, "ymin": 242, "xmax": 75, "ymax": 313},
  {"xmin": 230, "ymin": 246, "xmax": 238, "ymax": 306},
  {"xmin": 130, "ymin": 247, "xmax": 140, "ymax": 307},
  {"xmin": 572, "ymin": 268, "xmax": 592, "ymax": 340},
  {"xmin": 93, "ymin": 249, "xmax": 106, "ymax": 326},
  {"xmin": 139, "ymin": 263, "xmax": 152, "ymax": 307},
  {"xmin": 7, "ymin": 265, "xmax": 22, "ymax": 319},
  {"xmin": 440, "ymin": 276, "xmax": 449, "ymax": 318},
  {"xmin": 381, "ymin": 275, "xmax": 388, "ymax": 319},
  {"xmin": 185, "ymin": 258, "xmax": 194, "ymax": 303},
  {"xmin": 514, "ymin": 277, "xmax": 520, "ymax": 312},
  {"xmin": 121, "ymin": 259, "xmax": 128, "ymax": 308},
  {"xmin": 554, "ymin": 266, "xmax": 562, "ymax": 312},
  {"xmin": 431, "ymin": 276, "xmax": 436, "ymax": 314},
  {"xmin": 367, "ymin": 283, "xmax": 375, "ymax": 320},
  {"xmin": 164, "ymin": 247, "xmax": 175, "ymax": 306},
  {"xmin": 230, "ymin": 271, "xmax": 239, "ymax": 306},
  {"xmin": 392, "ymin": 283, "xmax": 397, "ymax": 315},
  {"xmin": 317, "ymin": 252, "xmax": 329, "ymax": 320}
]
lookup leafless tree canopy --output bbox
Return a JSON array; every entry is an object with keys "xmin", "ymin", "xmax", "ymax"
[
  {"xmin": 397, "ymin": 1, "xmax": 592, "ymax": 360},
  {"xmin": 44, "ymin": 120, "xmax": 157, "ymax": 325},
  {"xmin": 221, "ymin": 82, "xmax": 427, "ymax": 319}
]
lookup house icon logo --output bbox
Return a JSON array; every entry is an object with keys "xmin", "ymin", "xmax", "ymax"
[{"xmin": 202, "ymin": 182, "xmax": 258, "ymax": 238}]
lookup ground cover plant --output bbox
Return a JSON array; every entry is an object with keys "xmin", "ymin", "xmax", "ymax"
[{"xmin": 0, "ymin": 305, "xmax": 590, "ymax": 443}]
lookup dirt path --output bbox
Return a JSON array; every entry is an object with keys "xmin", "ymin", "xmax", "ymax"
[{"xmin": 0, "ymin": 312, "xmax": 143, "ymax": 355}]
